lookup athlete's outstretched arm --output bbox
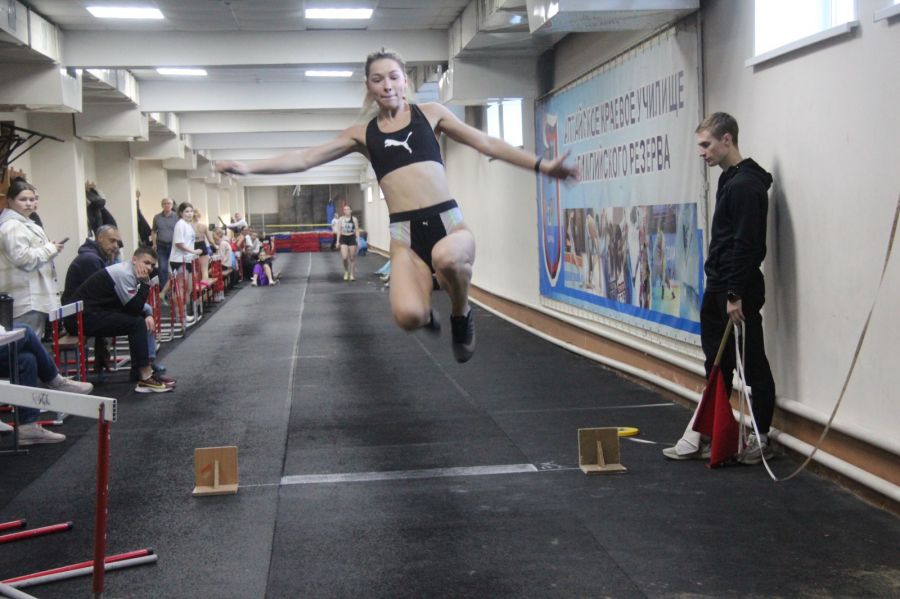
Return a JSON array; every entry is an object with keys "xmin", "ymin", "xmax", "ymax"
[
  {"xmin": 428, "ymin": 103, "xmax": 579, "ymax": 182},
  {"xmin": 216, "ymin": 127, "xmax": 364, "ymax": 176}
]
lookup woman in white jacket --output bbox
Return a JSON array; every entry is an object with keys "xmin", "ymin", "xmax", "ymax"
[{"xmin": 0, "ymin": 178, "xmax": 65, "ymax": 336}]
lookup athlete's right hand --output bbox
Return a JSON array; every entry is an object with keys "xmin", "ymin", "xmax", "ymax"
[{"xmin": 216, "ymin": 160, "xmax": 250, "ymax": 176}]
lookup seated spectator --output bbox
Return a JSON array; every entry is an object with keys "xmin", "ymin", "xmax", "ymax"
[
  {"xmin": 62, "ymin": 225, "xmax": 121, "ymax": 304},
  {"xmin": 68, "ymin": 247, "xmax": 174, "ymax": 393},
  {"xmin": 238, "ymin": 227, "xmax": 255, "ymax": 281},
  {"xmin": 251, "ymin": 248, "xmax": 278, "ymax": 287},
  {"xmin": 0, "ymin": 324, "xmax": 93, "ymax": 445},
  {"xmin": 61, "ymin": 224, "xmax": 123, "ymax": 375},
  {"xmin": 212, "ymin": 228, "xmax": 234, "ymax": 279}
]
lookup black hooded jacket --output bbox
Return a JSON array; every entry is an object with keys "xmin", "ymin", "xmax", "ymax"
[
  {"xmin": 62, "ymin": 238, "xmax": 110, "ymax": 305},
  {"xmin": 704, "ymin": 158, "xmax": 773, "ymax": 296}
]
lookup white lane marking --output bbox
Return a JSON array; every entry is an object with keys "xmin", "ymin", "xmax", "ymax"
[
  {"xmin": 490, "ymin": 402, "xmax": 674, "ymax": 415},
  {"xmin": 284, "ymin": 255, "xmax": 312, "ymax": 411},
  {"xmin": 280, "ymin": 463, "xmax": 539, "ymax": 486},
  {"xmin": 625, "ymin": 437, "xmax": 658, "ymax": 445}
]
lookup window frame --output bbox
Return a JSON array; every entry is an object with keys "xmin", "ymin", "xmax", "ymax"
[
  {"xmin": 484, "ymin": 98, "xmax": 525, "ymax": 148},
  {"xmin": 746, "ymin": 0, "xmax": 860, "ymax": 68}
]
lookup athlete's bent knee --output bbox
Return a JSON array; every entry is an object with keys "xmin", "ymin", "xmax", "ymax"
[
  {"xmin": 432, "ymin": 247, "xmax": 469, "ymax": 277},
  {"xmin": 392, "ymin": 305, "xmax": 429, "ymax": 331}
]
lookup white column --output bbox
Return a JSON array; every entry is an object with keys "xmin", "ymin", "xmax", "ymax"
[
  {"xmin": 189, "ymin": 179, "xmax": 209, "ymax": 225},
  {"xmin": 26, "ymin": 114, "xmax": 90, "ymax": 274},
  {"xmin": 94, "ymin": 142, "xmax": 138, "ymax": 253},
  {"xmin": 167, "ymin": 169, "xmax": 190, "ymax": 206},
  {"xmin": 205, "ymin": 184, "xmax": 221, "ymax": 227},
  {"xmin": 136, "ymin": 160, "xmax": 169, "ymax": 208}
]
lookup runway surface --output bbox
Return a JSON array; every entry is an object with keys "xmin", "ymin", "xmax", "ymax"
[{"xmin": 1, "ymin": 252, "xmax": 898, "ymax": 598}]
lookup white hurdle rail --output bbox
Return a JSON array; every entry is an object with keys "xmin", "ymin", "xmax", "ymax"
[{"xmin": 0, "ymin": 381, "xmax": 116, "ymax": 423}]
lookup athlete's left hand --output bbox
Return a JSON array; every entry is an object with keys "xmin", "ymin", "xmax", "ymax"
[{"xmin": 544, "ymin": 150, "xmax": 580, "ymax": 182}]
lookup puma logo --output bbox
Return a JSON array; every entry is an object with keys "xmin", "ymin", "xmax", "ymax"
[{"xmin": 384, "ymin": 131, "xmax": 413, "ymax": 154}]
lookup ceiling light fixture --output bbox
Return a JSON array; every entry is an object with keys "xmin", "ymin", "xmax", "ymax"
[
  {"xmin": 305, "ymin": 8, "xmax": 374, "ymax": 20},
  {"xmin": 86, "ymin": 6, "xmax": 164, "ymax": 19},
  {"xmin": 305, "ymin": 70, "xmax": 354, "ymax": 78},
  {"xmin": 156, "ymin": 68, "xmax": 208, "ymax": 76}
]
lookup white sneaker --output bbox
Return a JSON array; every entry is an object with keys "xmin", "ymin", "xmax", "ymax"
[
  {"xmin": 739, "ymin": 433, "xmax": 774, "ymax": 465},
  {"xmin": 48, "ymin": 376, "xmax": 93, "ymax": 395},
  {"xmin": 17, "ymin": 423, "xmax": 66, "ymax": 445},
  {"xmin": 662, "ymin": 438, "xmax": 711, "ymax": 460}
]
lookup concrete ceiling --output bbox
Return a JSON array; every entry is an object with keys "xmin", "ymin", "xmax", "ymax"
[
  {"xmin": 8, "ymin": 1, "xmax": 697, "ymax": 186},
  {"xmin": 14, "ymin": 0, "xmax": 478, "ymax": 185}
]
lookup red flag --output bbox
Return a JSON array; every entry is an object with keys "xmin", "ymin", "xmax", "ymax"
[{"xmin": 692, "ymin": 321, "xmax": 739, "ymax": 467}]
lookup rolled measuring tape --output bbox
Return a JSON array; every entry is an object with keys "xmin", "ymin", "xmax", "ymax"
[{"xmin": 617, "ymin": 427, "xmax": 639, "ymax": 437}]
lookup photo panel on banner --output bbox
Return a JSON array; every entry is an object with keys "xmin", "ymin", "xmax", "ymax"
[{"xmin": 536, "ymin": 21, "xmax": 705, "ymax": 345}]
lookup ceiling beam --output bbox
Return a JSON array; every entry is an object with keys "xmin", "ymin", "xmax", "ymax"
[
  {"xmin": 179, "ymin": 111, "xmax": 358, "ymax": 134},
  {"xmin": 206, "ymin": 149, "xmax": 366, "ymax": 163},
  {"xmin": 62, "ymin": 30, "xmax": 448, "ymax": 69},
  {"xmin": 239, "ymin": 171, "xmax": 366, "ymax": 186},
  {"xmin": 138, "ymin": 80, "xmax": 364, "ymax": 112}
]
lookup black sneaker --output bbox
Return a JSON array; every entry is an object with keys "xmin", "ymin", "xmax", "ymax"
[
  {"xmin": 450, "ymin": 309, "xmax": 475, "ymax": 363},
  {"xmin": 135, "ymin": 375, "xmax": 173, "ymax": 393},
  {"xmin": 423, "ymin": 309, "xmax": 441, "ymax": 336}
]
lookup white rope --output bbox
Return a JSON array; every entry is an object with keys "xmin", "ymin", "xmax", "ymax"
[
  {"xmin": 734, "ymin": 324, "xmax": 779, "ymax": 480},
  {"xmin": 733, "ymin": 197, "xmax": 899, "ymax": 483}
]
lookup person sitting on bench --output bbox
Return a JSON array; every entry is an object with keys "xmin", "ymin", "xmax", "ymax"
[
  {"xmin": 251, "ymin": 247, "xmax": 278, "ymax": 287},
  {"xmin": 0, "ymin": 324, "xmax": 93, "ymax": 444},
  {"xmin": 67, "ymin": 246, "xmax": 175, "ymax": 393}
]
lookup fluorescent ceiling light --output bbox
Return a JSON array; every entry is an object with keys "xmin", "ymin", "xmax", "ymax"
[
  {"xmin": 156, "ymin": 68, "xmax": 207, "ymax": 76},
  {"xmin": 305, "ymin": 70, "xmax": 353, "ymax": 78},
  {"xmin": 305, "ymin": 8, "xmax": 373, "ymax": 19},
  {"xmin": 87, "ymin": 6, "xmax": 164, "ymax": 19}
]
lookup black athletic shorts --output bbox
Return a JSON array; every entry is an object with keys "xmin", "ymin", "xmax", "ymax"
[{"xmin": 389, "ymin": 199, "xmax": 464, "ymax": 272}]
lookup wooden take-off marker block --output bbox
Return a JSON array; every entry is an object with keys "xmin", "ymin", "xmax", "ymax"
[
  {"xmin": 578, "ymin": 428, "xmax": 627, "ymax": 474},
  {"xmin": 193, "ymin": 446, "xmax": 239, "ymax": 496}
]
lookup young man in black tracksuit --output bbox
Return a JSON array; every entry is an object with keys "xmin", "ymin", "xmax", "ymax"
[
  {"xmin": 68, "ymin": 246, "xmax": 174, "ymax": 393},
  {"xmin": 665, "ymin": 112, "xmax": 776, "ymax": 464}
]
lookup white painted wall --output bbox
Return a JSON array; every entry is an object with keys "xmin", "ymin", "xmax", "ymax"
[
  {"xmin": 246, "ymin": 186, "xmax": 279, "ymax": 214},
  {"xmin": 136, "ymin": 160, "xmax": 169, "ymax": 206},
  {"xmin": 81, "ymin": 139, "xmax": 96, "ymax": 184},
  {"xmin": 166, "ymin": 169, "xmax": 190, "ymax": 208},
  {"xmin": 25, "ymin": 114, "xmax": 89, "ymax": 273},
  {"xmin": 444, "ymin": 109, "xmax": 541, "ymax": 304},
  {"xmin": 94, "ymin": 142, "xmax": 138, "ymax": 253},
  {"xmin": 189, "ymin": 178, "xmax": 208, "ymax": 224},
  {"xmin": 700, "ymin": 0, "xmax": 900, "ymax": 447}
]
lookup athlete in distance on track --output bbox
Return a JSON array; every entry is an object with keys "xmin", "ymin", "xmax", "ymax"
[{"xmin": 217, "ymin": 49, "xmax": 579, "ymax": 363}]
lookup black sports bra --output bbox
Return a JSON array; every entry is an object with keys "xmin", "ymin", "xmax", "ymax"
[{"xmin": 365, "ymin": 104, "xmax": 443, "ymax": 181}]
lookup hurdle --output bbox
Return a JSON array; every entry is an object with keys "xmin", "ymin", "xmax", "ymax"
[{"xmin": 0, "ymin": 377, "xmax": 152, "ymax": 596}]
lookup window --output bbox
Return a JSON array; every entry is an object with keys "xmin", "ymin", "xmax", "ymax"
[
  {"xmin": 485, "ymin": 99, "xmax": 523, "ymax": 147},
  {"xmin": 874, "ymin": 0, "xmax": 900, "ymax": 22},
  {"xmin": 749, "ymin": 0, "xmax": 858, "ymax": 66}
]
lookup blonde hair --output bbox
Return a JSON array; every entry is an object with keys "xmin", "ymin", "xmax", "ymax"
[{"xmin": 358, "ymin": 49, "xmax": 415, "ymax": 122}]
